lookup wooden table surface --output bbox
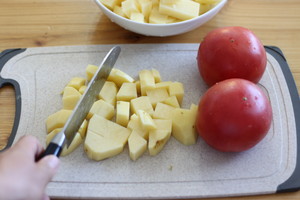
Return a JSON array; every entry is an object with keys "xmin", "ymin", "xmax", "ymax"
[{"xmin": 0, "ymin": 0, "xmax": 300, "ymax": 199}]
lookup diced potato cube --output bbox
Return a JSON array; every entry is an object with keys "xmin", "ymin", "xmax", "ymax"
[
  {"xmin": 152, "ymin": 0, "xmax": 159, "ymax": 6},
  {"xmin": 149, "ymin": 7, "xmax": 170, "ymax": 24},
  {"xmin": 67, "ymin": 77, "xmax": 86, "ymax": 90},
  {"xmin": 136, "ymin": 0, "xmax": 152, "ymax": 22},
  {"xmin": 155, "ymin": 81, "xmax": 172, "ymax": 91},
  {"xmin": 46, "ymin": 128, "xmax": 62, "ymax": 144},
  {"xmin": 88, "ymin": 114, "xmax": 131, "ymax": 146},
  {"xmin": 139, "ymin": 69, "xmax": 155, "ymax": 96},
  {"xmin": 199, "ymin": 3, "xmax": 213, "ymax": 14},
  {"xmin": 148, "ymin": 130, "xmax": 171, "ymax": 156},
  {"xmin": 137, "ymin": 109, "xmax": 157, "ymax": 131},
  {"xmin": 162, "ymin": 95, "xmax": 180, "ymax": 108},
  {"xmin": 159, "ymin": 0, "xmax": 200, "ymax": 20},
  {"xmin": 190, "ymin": 103, "xmax": 198, "ymax": 114},
  {"xmin": 153, "ymin": 119, "xmax": 172, "ymax": 133},
  {"xmin": 100, "ymin": 0, "xmax": 122, "ymax": 10},
  {"xmin": 131, "ymin": 96, "xmax": 154, "ymax": 115},
  {"xmin": 169, "ymin": 82, "xmax": 184, "ymax": 105},
  {"xmin": 146, "ymin": 87, "xmax": 169, "ymax": 108},
  {"xmin": 116, "ymin": 101, "xmax": 130, "ymax": 127},
  {"xmin": 130, "ymin": 12, "xmax": 145, "ymax": 23},
  {"xmin": 62, "ymin": 87, "xmax": 82, "ymax": 110},
  {"xmin": 87, "ymin": 99, "xmax": 115, "ymax": 120},
  {"xmin": 135, "ymin": 80, "xmax": 141, "ymax": 95},
  {"xmin": 127, "ymin": 114, "xmax": 148, "ymax": 139},
  {"xmin": 78, "ymin": 119, "xmax": 88, "ymax": 138},
  {"xmin": 148, "ymin": 119, "xmax": 172, "ymax": 156},
  {"xmin": 61, "ymin": 132, "xmax": 83, "ymax": 156},
  {"xmin": 46, "ymin": 129, "xmax": 83, "ymax": 156},
  {"xmin": 152, "ymin": 102, "xmax": 175, "ymax": 120},
  {"xmin": 171, "ymin": 107, "xmax": 198, "ymax": 145},
  {"xmin": 113, "ymin": 5, "xmax": 126, "ymax": 18},
  {"xmin": 128, "ymin": 130, "xmax": 147, "ymax": 161},
  {"xmin": 46, "ymin": 120, "xmax": 88, "ymax": 143},
  {"xmin": 79, "ymin": 85, "xmax": 87, "ymax": 94},
  {"xmin": 107, "ymin": 68, "xmax": 135, "ymax": 87},
  {"xmin": 121, "ymin": 0, "xmax": 140, "ymax": 18},
  {"xmin": 98, "ymin": 81, "xmax": 118, "ymax": 106},
  {"xmin": 116, "ymin": 82, "xmax": 137, "ymax": 101},
  {"xmin": 86, "ymin": 64, "xmax": 98, "ymax": 81},
  {"xmin": 160, "ymin": 0, "xmax": 180, "ymax": 4},
  {"xmin": 62, "ymin": 86, "xmax": 79, "ymax": 97},
  {"xmin": 195, "ymin": 0, "xmax": 221, "ymax": 4},
  {"xmin": 151, "ymin": 68, "xmax": 161, "ymax": 83},
  {"xmin": 46, "ymin": 109, "xmax": 72, "ymax": 133}
]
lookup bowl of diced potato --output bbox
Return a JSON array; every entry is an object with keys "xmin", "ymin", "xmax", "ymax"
[{"xmin": 94, "ymin": 0, "xmax": 227, "ymax": 37}]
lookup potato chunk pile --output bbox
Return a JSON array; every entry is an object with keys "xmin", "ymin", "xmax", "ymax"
[
  {"xmin": 46, "ymin": 65, "xmax": 198, "ymax": 161},
  {"xmin": 100, "ymin": 0, "xmax": 222, "ymax": 24}
]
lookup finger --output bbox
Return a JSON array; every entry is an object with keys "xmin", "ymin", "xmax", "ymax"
[
  {"xmin": 36, "ymin": 155, "xmax": 60, "ymax": 184},
  {"xmin": 42, "ymin": 193, "xmax": 50, "ymax": 200},
  {"xmin": 15, "ymin": 135, "xmax": 44, "ymax": 158}
]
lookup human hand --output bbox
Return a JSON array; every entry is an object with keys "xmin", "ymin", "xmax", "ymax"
[{"xmin": 0, "ymin": 135, "xmax": 60, "ymax": 200}]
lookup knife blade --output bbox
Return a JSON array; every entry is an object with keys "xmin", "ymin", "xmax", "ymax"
[{"xmin": 38, "ymin": 46, "xmax": 121, "ymax": 159}]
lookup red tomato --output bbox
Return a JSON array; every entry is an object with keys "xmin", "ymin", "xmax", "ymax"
[
  {"xmin": 196, "ymin": 79, "xmax": 272, "ymax": 152},
  {"xmin": 197, "ymin": 26, "xmax": 267, "ymax": 86}
]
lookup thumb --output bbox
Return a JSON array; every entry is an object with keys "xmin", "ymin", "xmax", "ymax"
[{"xmin": 36, "ymin": 155, "xmax": 60, "ymax": 184}]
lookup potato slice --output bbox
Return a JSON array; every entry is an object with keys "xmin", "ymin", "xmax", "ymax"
[
  {"xmin": 84, "ymin": 131, "xmax": 124, "ymax": 161},
  {"xmin": 88, "ymin": 114, "xmax": 131, "ymax": 146},
  {"xmin": 46, "ymin": 109, "xmax": 72, "ymax": 133},
  {"xmin": 84, "ymin": 114, "xmax": 131, "ymax": 161}
]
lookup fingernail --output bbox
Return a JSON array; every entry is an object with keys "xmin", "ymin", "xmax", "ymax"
[{"xmin": 45, "ymin": 155, "xmax": 60, "ymax": 170}]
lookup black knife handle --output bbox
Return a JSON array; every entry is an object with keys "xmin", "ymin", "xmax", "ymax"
[{"xmin": 36, "ymin": 142, "xmax": 62, "ymax": 161}]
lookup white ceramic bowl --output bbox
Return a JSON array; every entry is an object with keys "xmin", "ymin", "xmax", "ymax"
[{"xmin": 94, "ymin": 0, "xmax": 227, "ymax": 37}]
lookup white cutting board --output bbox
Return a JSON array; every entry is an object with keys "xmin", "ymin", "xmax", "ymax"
[{"xmin": 0, "ymin": 44, "xmax": 298, "ymax": 199}]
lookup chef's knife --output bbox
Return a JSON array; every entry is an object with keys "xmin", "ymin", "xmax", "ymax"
[{"xmin": 37, "ymin": 46, "xmax": 121, "ymax": 160}]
